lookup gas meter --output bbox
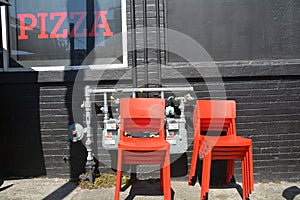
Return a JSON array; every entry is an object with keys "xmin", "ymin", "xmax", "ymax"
[
  {"xmin": 166, "ymin": 119, "xmax": 179, "ymax": 142},
  {"xmin": 102, "ymin": 119, "xmax": 120, "ymax": 149},
  {"xmin": 68, "ymin": 123, "xmax": 85, "ymax": 142},
  {"xmin": 165, "ymin": 118, "xmax": 188, "ymax": 154}
]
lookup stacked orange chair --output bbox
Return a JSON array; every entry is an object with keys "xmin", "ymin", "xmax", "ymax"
[
  {"xmin": 188, "ymin": 100, "xmax": 254, "ymax": 200},
  {"xmin": 114, "ymin": 98, "xmax": 171, "ymax": 200}
]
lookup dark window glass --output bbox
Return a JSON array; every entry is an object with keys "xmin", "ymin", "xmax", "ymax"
[
  {"xmin": 0, "ymin": 9, "xmax": 2, "ymax": 68},
  {"xmin": 167, "ymin": 0, "xmax": 300, "ymax": 62},
  {"xmin": 8, "ymin": 0, "xmax": 123, "ymax": 67}
]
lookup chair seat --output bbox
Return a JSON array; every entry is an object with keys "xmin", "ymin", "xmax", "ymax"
[
  {"xmin": 200, "ymin": 135, "xmax": 252, "ymax": 147},
  {"xmin": 118, "ymin": 137, "xmax": 170, "ymax": 151}
]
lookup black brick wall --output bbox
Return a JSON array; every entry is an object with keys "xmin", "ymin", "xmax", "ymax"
[
  {"xmin": 39, "ymin": 84, "xmax": 76, "ymax": 178},
  {"xmin": 1, "ymin": 67, "xmax": 299, "ymax": 182}
]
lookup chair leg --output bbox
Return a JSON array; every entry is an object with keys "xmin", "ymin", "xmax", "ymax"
[
  {"xmin": 201, "ymin": 151, "xmax": 212, "ymax": 200},
  {"xmin": 163, "ymin": 150, "xmax": 171, "ymax": 200},
  {"xmin": 249, "ymin": 144, "xmax": 254, "ymax": 192},
  {"xmin": 114, "ymin": 150, "xmax": 123, "ymax": 200},
  {"xmin": 226, "ymin": 159, "xmax": 234, "ymax": 185},
  {"xmin": 189, "ymin": 138, "xmax": 200, "ymax": 185},
  {"xmin": 160, "ymin": 165, "xmax": 164, "ymax": 191},
  {"xmin": 245, "ymin": 147, "xmax": 253, "ymax": 198},
  {"xmin": 245, "ymin": 151, "xmax": 250, "ymax": 199},
  {"xmin": 241, "ymin": 157, "xmax": 246, "ymax": 200}
]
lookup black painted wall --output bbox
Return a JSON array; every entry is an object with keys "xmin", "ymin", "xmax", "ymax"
[{"xmin": 0, "ymin": 73, "xmax": 46, "ymax": 177}]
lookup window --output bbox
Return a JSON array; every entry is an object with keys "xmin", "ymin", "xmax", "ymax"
[
  {"xmin": 167, "ymin": 0, "xmax": 300, "ymax": 62},
  {"xmin": 7, "ymin": 0, "xmax": 126, "ymax": 69}
]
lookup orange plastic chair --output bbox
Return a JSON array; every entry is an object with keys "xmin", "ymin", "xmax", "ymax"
[
  {"xmin": 188, "ymin": 100, "xmax": 254, "ymax": 200},
  {"xmin": 114, "ymin": 98, "xmax": 171, "ymax": 200}
]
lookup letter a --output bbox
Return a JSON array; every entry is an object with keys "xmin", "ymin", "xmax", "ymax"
[{"xmin": 89, "ymin": 11, "xmax": 113, "ymax": 37}]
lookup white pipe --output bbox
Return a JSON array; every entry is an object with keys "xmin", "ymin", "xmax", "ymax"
[
  {"xmin": 90, "ymin": 87, "xmax": 194, "ymax": 94},
  {"xmin": 103, "ymin": 92, "xmax": 109, "ymax": 120}
]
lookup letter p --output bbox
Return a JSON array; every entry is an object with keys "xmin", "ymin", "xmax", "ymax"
[{"xmin": 18, "ymin": 14, "xmax": 37, "ymax": 40}]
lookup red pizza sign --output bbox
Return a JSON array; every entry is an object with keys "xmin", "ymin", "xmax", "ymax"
[{"xmin": 18, "ymin": 11, "xmax": 113, "ymax": 40}]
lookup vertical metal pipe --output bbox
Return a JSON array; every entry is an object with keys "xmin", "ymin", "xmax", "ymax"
[
  {"xmin": 84, "ymin": 86, "xmax": 94, "ymax": 183},
  {"xmin": 70, "ymin": 23, "xmax": 75, "ymax": 66},
  {"xmin": 132, "ymin": 92, "xmax": 136, "ymax": 98},
  {"xmin": 155, "ymin": 0, "xmax": 161, "ymax": 86},
  {"xmin": 163, "ymin": 0, "xmax": 168, "ymax": 64},
  {"xmin": 103, "ymin": 92, "xmax": 109, "ymax": 121},
  {"xmin": 131, "ymin": 0, "xmax": 138, "ymax": 88},
  {"xmin": 143, "ymin": 0, "xmax": 148, "ymax": 88},
  {"xmin": 86, "ymin": 0, "xmax": 95, "ymax": 55}
]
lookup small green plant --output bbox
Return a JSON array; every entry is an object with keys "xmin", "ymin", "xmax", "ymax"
[
  {"xmin": 78, "ymin": 179, "xmax": 95, "ymax": 190},
  {"xmin": 260, "ymin": 179, "xmax": 269, "ymax": 183},
  {"xmin": 94, "ymin": 173, "xmax": 116, "ymax": 188},
  {"xmin": 273, "ymin": 180, "xmax": 281, "ymax": 184},
  {"xmin": 78, "ymin": 173, "xmax": 130, "ymax": 189}
]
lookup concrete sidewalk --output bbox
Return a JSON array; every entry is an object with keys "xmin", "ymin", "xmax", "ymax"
[{"xmin": 0, "ymin": 178, "xmax": 300, "ymax": 200}]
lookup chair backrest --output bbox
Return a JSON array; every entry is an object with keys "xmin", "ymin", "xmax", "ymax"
[
  {"xmin": 120, "ymin": 98, "xmax": 165, "ymax": 139},
  {"xmin": 194, "ymin": 100, "xmax": 236, "ymax": 135}
]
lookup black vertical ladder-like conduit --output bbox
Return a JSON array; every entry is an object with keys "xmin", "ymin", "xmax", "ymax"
[
  {"xmin": 143, "ymin": 0, "xmax": 148, "ymax": 88},
  {"xmin": 155, "ymin": 0, "xmax": 162, "ymax": 87},
  {"xmin": 131, "ymin": 0, "xmax": 138, "ymax": 88},
  {"xmin": 130, "ymin": 0, "xmax": 138, "ymax": 178},
  {"xmin": 131, "ymin": 0, "xmax": 162, "ymax": 88}
]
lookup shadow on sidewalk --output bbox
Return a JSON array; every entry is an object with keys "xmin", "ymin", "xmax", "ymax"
[
  {"xmin": 282, "ymin": 186, "xmax": 300, "ymax": 200},
  {"xmin": 0, "ymin": 179, "xmax": 13, "ymax": 192},
  {"xmin": 121, "ymin": 179, "xmax": 175, "ymax": 200},
  {"xmin": 42, "ymin": 182, "xmax": 77, "ymax": 200},
  {"xmin": 0, "ymin": 184, "xmax": 14, "ymax": 192},
  {"xmin": 190, "ymin": 173, "xmax": 246, "ymax": 200},
  {"xmin": 208, "ymin": 181, "xmax": 244, "ymax": 200}
]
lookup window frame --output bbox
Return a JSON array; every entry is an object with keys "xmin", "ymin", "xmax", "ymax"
[
  {"xmin": 0, "ymin": 7, "xmax": 2, "ymax": 68},
  {"xmin": 1, "ymin": 6, "xmax": 9, "ymax": 71},
  {"xmin": 0, "ymin": 0, "xmax": 128, "ymax": 72}
]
